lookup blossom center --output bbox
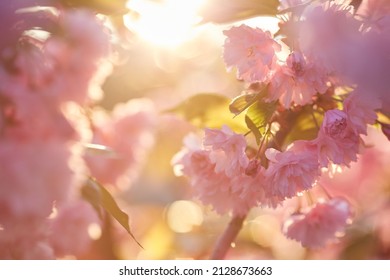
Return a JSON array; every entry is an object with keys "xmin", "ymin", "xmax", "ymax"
[
  {"xmin": 327, "ymin": 118, "xmax": 347, "ymax": 137},
  {"xmin": 247, "ymin": 46, "xmax": 254, "ymax": 57},
  {"xmin": 292, "ymin": 61, "xmax": 305, "ymax": 76}
]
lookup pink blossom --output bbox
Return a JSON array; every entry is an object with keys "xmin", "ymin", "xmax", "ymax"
[
  {"xmin": 315, "ymin": 109, "xmax": 361, "ymax": 167},
  {"xmin": 283, "ymin": 197, "xmax": 352, "ymax": 248},
  {"xmin": 49, "ymin": 200, "xmax": 100, "ymax": 257},
  {"xmin": 174, "ymin": 146, "xmax": 243, "ymax": 216},
  {"xmin": 268, "ymin": 51, "xmax": 329, "ymax": 108},
  {"xmin": 264, "ymin": 142, "xmax": 320, "ymax": 200},
  {"xmin": 232, "ymin": 164, "xmax": 282, "ymax": 210},
  {"xmin": 343, "ymin": 90, "xmax": 380, "ymax": 135},
  {"xmin": 223, "ymin": 24, "xmax": 280, "ymax": 83},
  {"xmin": 85, "ymin": 99, "xmax": 155, "ymax": 189},
  {"xmin": 194, "ymin": 154, "xmax": 273, "ymax": 216},
  {"xmin": 172, "ymin": 131, "xmax": 272, "ymax": 216},
  {"xmin": 204, "ymin": 125, "xmax": 249, "ymax": 177}
]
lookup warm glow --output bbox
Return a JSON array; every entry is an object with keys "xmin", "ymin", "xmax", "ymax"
[
  {"xmin": 88, "ymin": 223, "xmax": 102, "ymax": 240},
  {"xmin": 124, "ymin": 0, "xmax": 206, "ymax": 48},
  {"xmin": 167, "ymin": 200, "xmax": 203, "ymax": 233}
]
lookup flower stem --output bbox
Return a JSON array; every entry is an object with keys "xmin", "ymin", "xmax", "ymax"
[{"xmin": 209, "ymin": 214, "xmax": 246, "ymax": 260}]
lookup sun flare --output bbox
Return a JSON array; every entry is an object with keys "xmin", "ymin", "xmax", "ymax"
[{"xmin": 124, "ymin": 0, "xmax": 206, "ymax": 48}]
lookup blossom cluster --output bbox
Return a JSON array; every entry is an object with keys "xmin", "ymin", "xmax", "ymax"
[
  {"xmin": 173, "ymin": 0, "xmax": 389, "ymax": 248},
  {"xmin": 0, "ymin": 5, "xmax": 155, "ymax": 259},
  {"xmin": 173, "ymin": 126, "xmax": 278, "ymax": 217}
]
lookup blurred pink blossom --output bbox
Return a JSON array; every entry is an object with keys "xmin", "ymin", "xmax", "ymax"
[
  {"xmin": 0, "ymin": 140, "xmax": 80, "ymax": 225},
  {"xmin": 49, "ymin": 200, "xmax": 100, "ymax": 257},
  {"xmin": 343, "ymin": 90, "xmax": 380, "ymax": 135},
  {"xmin": 0, "ymin": 222, "xmax": 54, "ymax": 260},
  {"xmin": 85, "ymin": 99, "xmax": 156, "ymax": 189},
  {"xmin": 223, "ymin": 24, "xmax": 280, "ymax": 83},
  {"xmin": 300, "ymin": 2, "xmax": 360, "ymax": 75},
  {"xmin": 0, "ymin": 7, "xmax": 113, "ymax": 259},
  {"xmin": 283, "ymin": 197, "xmax": 352, "ymax": 248},
  {"xmin": 42, "ymin": 9, "xmax": 111, "ymax": 104}
]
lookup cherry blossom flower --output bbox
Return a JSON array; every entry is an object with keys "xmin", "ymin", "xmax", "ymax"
[
  {"xmin": 283, "ymin": 197, "xmax": 352, "ymax": 248},
  {"xmin": 172, "ymin": 129, "xmax": 272, "ymax": 216},
  {"xmin": 233, "ymin": 165, "xmax": 282, "ymax": 210},
  {"xmin": 268, "ymin": 51, "xmax": 329, "ymax": 108},
  {"xmin": 264, "ymin": 142, "xmax": 320, "ymax": 200},
  {"xmin": 204, "ymin": 125, "xmax": 249, "ymax": 177},
  {"xmin": 223, "ymin": 24, "xmax": 280, "ymax": 83},
  {"xmin": 315, "ymin": 109, "xmax": 361, "ymax": 167},
  {"xmin": 173, "ymin": 144, "xmax": 243, "ymax": 215}
]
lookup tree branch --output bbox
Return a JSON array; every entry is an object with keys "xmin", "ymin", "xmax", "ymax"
[{"xmin": 209, "ymin": 214, "xmax": 246, "ymax": 260}]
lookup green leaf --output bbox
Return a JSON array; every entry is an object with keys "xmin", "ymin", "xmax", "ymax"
[
  {"xmin": 199, "ymin": 0, "xmax": 280, "ymax": 24},
  {"xmin": 245, "ymin": 99, "xmax": 277, "ymax": 136},
  {"xmin": 283, "ymin": 106, "xmax": 323, "ymax": 146},
  {"xmin": 82, "ymin": 178, "xmax": 143, "ymax": 248},
  {"xmin": 229, "ymin": 92, "xmax": 259, "ymax": 116},
  {"xmin": 245, "ymin": 115, "xmax": 262, "ymax": 145},
  {"xmin": 165, "ymin": 93, "xmax": 247, "ymax": 133}
]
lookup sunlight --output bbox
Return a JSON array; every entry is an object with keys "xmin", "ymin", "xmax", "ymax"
[{"xmin": 124, "ymin": 0, "xmax": 206, "ymax": 48}]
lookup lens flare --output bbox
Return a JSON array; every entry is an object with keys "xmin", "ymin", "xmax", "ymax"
[{"xmin": 124, "ymin": 0, "xmax": 206, "ymax": 48}]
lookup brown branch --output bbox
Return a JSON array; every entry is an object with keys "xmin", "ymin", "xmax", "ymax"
[{"xmin": 209, "ymin": 214, "xmax": 246, "ymax": 260}]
